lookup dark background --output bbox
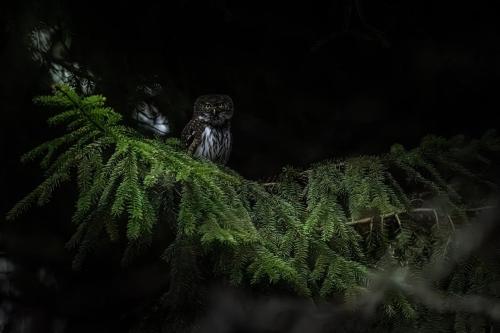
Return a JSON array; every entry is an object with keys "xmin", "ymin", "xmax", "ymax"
[{"xmin": 1, "ymin": 0, "xmax": 500, "ymax": 331}]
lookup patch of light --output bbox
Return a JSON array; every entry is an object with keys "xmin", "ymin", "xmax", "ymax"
[
  {"xmin": 49, "ymin": 63, "xmax": 72, "ymax": 85},
  {"xmin": 29, "ymin": 25, "xmax": 54, "ymax": 63},
  {"xmin": 133, "ymin": 101, "xmax": 170, "ymax": 136},
  {"xmin": 29, "ymin": 25, "xmax": 95, "ymax": 95}
]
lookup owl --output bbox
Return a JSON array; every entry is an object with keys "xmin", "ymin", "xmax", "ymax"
[{"xmin": 181, "ymin": 94, "xmax": 233, "ymax": 164}]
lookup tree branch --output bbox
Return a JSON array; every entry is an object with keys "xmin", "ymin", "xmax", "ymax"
[
  {"xmin": 54, "ymin": 85, "xmax": 117, "ymax": 140},
  {"xmin": 346, "ymin": 206, "xmax": 496, "ymax": 226}
]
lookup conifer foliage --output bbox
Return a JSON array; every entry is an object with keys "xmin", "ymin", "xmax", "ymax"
[{"xmin": 7, "ymin": 85, "xmax": 500, "ymax": 331}]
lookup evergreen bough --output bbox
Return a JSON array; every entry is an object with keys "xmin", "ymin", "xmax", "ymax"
[{"xmin": 7, "ymin": 85, "xmax": 500, "ymax": 332}]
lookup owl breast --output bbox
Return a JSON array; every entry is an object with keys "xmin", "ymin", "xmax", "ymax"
[{"xmin": 194, "ymin": 125, "xmax": 232, "ymax": 164}]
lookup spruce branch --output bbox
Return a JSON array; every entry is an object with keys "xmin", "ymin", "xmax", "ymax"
[{"xmin": 5, "ymin": 86, "xmax": 500, "ymax": 329}]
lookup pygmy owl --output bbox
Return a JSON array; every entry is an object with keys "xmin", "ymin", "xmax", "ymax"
[{"xmin": 181, "ymin": 94, "xmax": 233, "ymax": 164}]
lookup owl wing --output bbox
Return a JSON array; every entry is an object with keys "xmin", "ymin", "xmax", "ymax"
[
  {"xmin": 221, "ymin": 130, "xmax": 232, "ymax": 165},
  {"xmin": 181, "ymin": 120, "xmax": 203, "ymax": 154}
]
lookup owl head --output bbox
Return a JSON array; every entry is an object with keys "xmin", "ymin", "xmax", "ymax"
[{"xmin": 194, "ymin": 94, "xmax": 234, "ymax": 126}]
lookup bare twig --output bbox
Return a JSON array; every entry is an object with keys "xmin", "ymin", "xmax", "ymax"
[
  {"xmin": 447, "ymin": 214, "xmax": 455, "ymax": 231},
  {"xmin": 346, "ymin": 206, "xmax": 496, "ymax": 226}
]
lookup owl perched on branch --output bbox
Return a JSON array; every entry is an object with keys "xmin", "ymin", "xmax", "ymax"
[{"xmin": 181, "ymin": 94, "xmax": 233, "ymax": 164}]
